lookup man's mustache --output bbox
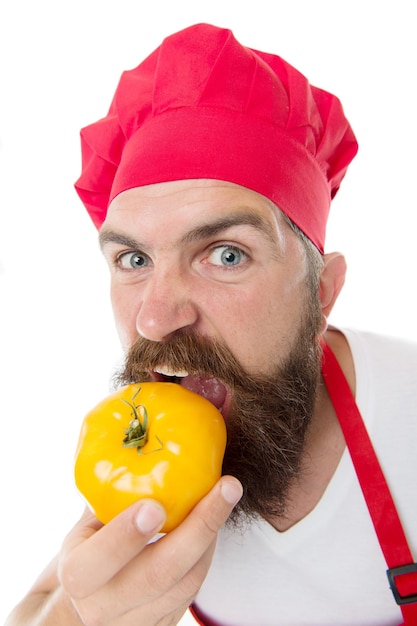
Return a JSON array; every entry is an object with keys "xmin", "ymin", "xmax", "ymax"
[{"xmin": 116, "ymin": 332, "xmax": 252, "ymax": 390}]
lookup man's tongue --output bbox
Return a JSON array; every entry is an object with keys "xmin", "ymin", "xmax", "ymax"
[{"xmin": 180, "ymin": 375, "xmax": 227, "ymax": 411}]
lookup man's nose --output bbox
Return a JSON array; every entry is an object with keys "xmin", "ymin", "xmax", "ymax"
[{"xmin": 135, "ymin": 270, "xmax": 199, "ymax": 342}]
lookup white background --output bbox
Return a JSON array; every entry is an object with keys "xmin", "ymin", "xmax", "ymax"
[{"xmin": 0, "ymin": 1, "xmax": 415, "ymax": 623}]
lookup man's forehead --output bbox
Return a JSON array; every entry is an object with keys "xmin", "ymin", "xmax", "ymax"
[
  {"xmin": 101, "ymin": 179, "xmax": 287, "ymax": 248},
  {"xmin": 106, "ymin": 179, "xmax": 280, "ymax": 220}
]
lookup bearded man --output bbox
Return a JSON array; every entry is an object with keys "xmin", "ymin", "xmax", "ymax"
[{"xmin": 7, "ymin": 23, "xmax": 417, "ymax": 626}]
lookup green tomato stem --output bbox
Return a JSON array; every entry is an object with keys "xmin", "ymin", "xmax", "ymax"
[{"xmin": 122, "ymin": 388, "xmax": 149, "ymax": 450}]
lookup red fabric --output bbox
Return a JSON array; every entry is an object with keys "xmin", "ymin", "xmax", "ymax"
[
  {"xmin": 189, "ymin": 605, "xmax": 209, "ymax": 625},
  {"xmin": 74, "ymin": 23, "xmax": 358, "ymax": 252},
  {"xmin": 321, "ymin": 341, "xmax": 417, "ymax": 624}
]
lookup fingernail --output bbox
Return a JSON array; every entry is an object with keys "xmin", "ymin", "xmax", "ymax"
[
  {"xmin": 135, "ymin": 501, "xmax": 166, "ymax": 533},
  {"xmin": 221, "ymin": 479, "xmax": 243, "ymax": 506}
]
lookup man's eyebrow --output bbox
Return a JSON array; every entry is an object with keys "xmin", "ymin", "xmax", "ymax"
[
  {"xmin": 98, "ymin": 208, "xmax": 278, "ymax": 251},
  {"xmin": 180, "ymin": 209, "xmax": 278, "ymax": 244},
  {"xmin": 98, "ymin": 230, "xmax": 140, "ymax": 251}
]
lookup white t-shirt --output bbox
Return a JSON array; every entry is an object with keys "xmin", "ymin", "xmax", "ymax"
[{"xmin": 193, "ymin": 329, "xmax": 417, "ymax": 625}]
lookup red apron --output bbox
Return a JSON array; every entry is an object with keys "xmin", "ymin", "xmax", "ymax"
[
  {"xmin": 321, "ymin": 341, "xmax": 417, "ymax": 624},
  {"xmin": 191, "ymin": 341, "xmax": 417, "ymax": 625}
]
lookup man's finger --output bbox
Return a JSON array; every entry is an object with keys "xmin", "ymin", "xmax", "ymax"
[
  {"xmin": 59, "ymin": 499, "xmax": 166, "ymax": 598},
  {"xmin": 104, "ymin": 476, "xmax": 243, "ymax": 608}
]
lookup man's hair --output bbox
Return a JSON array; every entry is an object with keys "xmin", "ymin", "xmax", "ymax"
[{"xmin": 282, "ymin": 212, "xmax": 324, "ymax": 295}]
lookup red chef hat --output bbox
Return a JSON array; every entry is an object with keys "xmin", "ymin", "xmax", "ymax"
[{"xmin": 75, "ymin": 23, "xmax": 358, "ymax": 252}]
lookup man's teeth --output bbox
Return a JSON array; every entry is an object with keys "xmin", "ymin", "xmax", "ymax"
[{"xmin": 154, "ymin": 366, "xmax": 189, "ymax": 378}]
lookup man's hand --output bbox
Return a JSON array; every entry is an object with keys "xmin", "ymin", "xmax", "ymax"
[{"xmin": 58, "ymin": 476, "xmax": 242, "ymax": 625}]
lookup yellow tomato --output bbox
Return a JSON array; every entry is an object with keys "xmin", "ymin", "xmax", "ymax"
[{"xmin": 74, "ymin": 382, "xmax": 226, "ymax": 532}]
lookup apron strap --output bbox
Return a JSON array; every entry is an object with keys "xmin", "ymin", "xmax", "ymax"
[{"xmin": 321, "ymin": 340, "xmax": 417, "ymax": 624}]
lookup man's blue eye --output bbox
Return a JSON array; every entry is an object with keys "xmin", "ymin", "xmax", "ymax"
[
  {"xmin": 210, "ymin": 246, "xmax": 245, "ymax": 267},
  {"xmin": 118, "ymin": 252, "xmax": 149, "ymax": 269}
]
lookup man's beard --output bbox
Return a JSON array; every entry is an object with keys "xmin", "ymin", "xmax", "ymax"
[{"xmin": 114, "ymin": 302, "xmax": 322, "ymax": 525}]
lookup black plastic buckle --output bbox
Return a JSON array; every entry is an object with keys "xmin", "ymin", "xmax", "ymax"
[{"xmin": 387, "ymin": 563, "xmax": 417, "ymax": 605}]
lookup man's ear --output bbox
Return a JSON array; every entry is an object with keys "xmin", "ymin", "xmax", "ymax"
[{"xmin": 319, "ymin": 252, "xmax": 347, "ymax": 318}]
